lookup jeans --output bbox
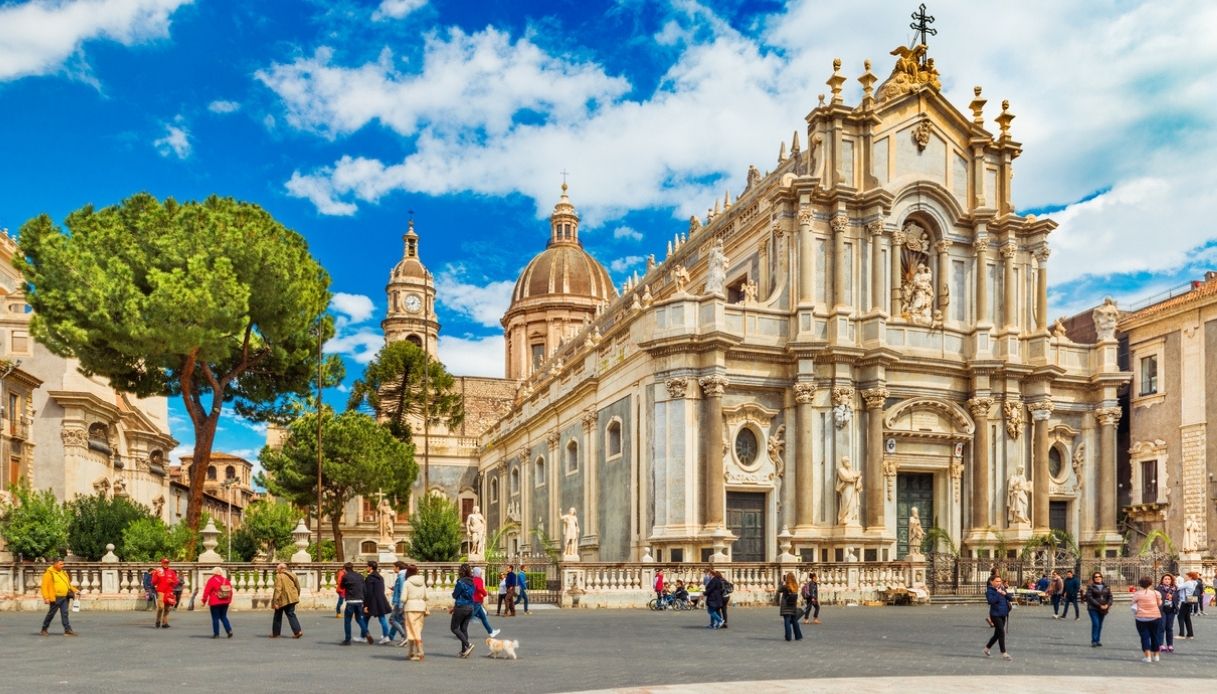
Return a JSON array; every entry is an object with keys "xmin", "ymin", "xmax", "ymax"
[
  {"xmin": 708, "ymin": 606, "xmax": 723, "ymax": 628},
  {"xmin": 802, "ymin": 600, "xmax": 820, "ymax": 620},
  {"xmin": 272, "ymin": 603, "xmax": 301, "ymax": 637},
  {"xmin": 1177, "ymin": 606, "xmax": 1194, "ymax": 637},
  {"xmin": 1050, "ymin": 594, "xmax": 1061, "ymax": 614},
  {"xmin": 515, "ymin": 586, "xmax": 529, "ymax": 612},
  {"xmin": 343, "ymin": 601, "xmax": 369, "ymax": 641},
  {"xmin": 473, "ymin": 603, "xmax": 495, "ymax": 634},
  {"xmin": 783, "ymin": 614, "xmax": 803, "ymax": 641},
  {"xmin": 1060, "ymin": 597, "xmax": 1079, "ymax": 618},
  {"xmin": 721, "ymin": 598, "xmax": 730, "ymax": 626},
  {"xmin": 335, "ymin": 595, "xmax": 345, "ymax": 615},
  {"xmin": 389, "ymin": 607, "xmax": 405, "ymax": 640},
  {"xmin": 985, "ymin": 615, "xmax": 1007, "ymax": 653},
  {"xmin": 1160, "ymin": 610, "xmax": 1176, "ymax": 647},
  {"xmin": 496, "ymin": 593, "xmax": 506, "ymax": 615},
  {"xmin": 450, "ymin": 605, "xmax": 473, "ymax": 649},
  {"xmin": 42, "ymin": 597, "xmax": 72, "ymax": 631},
  {"xmin": 1088, "ymin": 608, "xmax": 1106, "ymax": 644},
  {"xmin": 1135, "ymin": 618, "xmax": 1162, "ymax": 652},
  {"xmin": 209, "ymin": 604, "xmax": 232, "ymax": 636},
  {"xmin": 371, "ymin": 614, "xmax": 391, "ymax": 638}
]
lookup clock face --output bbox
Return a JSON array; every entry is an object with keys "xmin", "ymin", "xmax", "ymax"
[{"xmin": 405, "ymin": 294, "xmax": 422, "ymax": 313}]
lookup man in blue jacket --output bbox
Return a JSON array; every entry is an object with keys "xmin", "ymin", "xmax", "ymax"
[
  {"xmin": 515, "ymin": 564, "xmax": 530, "ymax": 615},
  {"xmin": 1060, "ymin": 570, "xmax": 1081, "ymax": 620},
  {"xmin": 503, "ymin": 563, "xmax": 517, "ymax": 616}
]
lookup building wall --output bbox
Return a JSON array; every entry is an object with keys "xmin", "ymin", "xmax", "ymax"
[{"xmin": 598, "ymin": 395, "xmax": 632, "ymax": 561}]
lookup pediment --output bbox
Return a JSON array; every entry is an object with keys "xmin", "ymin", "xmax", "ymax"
[{"xmin": 883, "ymin": 397, "xmax": 974, "ymax": 435}]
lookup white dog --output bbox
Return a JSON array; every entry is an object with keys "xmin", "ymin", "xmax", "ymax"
[{"xmin": 485, "ymin": 636, "xmax": 520, "ymax": 660}]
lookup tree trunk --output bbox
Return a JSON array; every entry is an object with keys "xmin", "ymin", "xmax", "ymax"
[
  {"xmin": 331, "ymin": 511, "xmax": 345, "ymax": 563},
  {"xmin": 183, "ymin": 413, "xmax": 220, "ymax": 559}
]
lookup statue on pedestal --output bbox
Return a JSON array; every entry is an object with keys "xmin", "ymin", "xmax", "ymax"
[
  {"xmin": 377, "ymin": 497, "xmax": 395, "ymax": 545},
  {"xmin": 1183, "ymin": 515, "xmax": 1202, "ymax": 554},
  {"xmin": 467, "ymin": 505, "xmax": 487, "ymax": 558},
  {"xmin": 561, "ymin": 507, "xmax": 580, "ymax": 559},
  {"xmin": 704, "ymin": 239, "xmax": 727, "ymax": 296},
  {"xmin": 1006, "ymin": 466, "xmax": 1031, "ymax": 526},
  {"xmin": 1092, "ymin": 297, "xmax": 1120, "ymax": 341},
  {"xmin": 907, "ymin": 506, "xmax": 926, "ymax": 557},
  {"xmin": 835, "ymin": 456, "xmax": 861, "ymax": 526}
]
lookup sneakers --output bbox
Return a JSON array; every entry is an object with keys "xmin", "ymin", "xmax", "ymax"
[
  {"xmin": 335, "ymin": 613, "xmax": 342, "ymax": 619},
  {"xmin": 378, "ymin": 637, "xmax": 392, "ymax": 645},
  {"xmin": 1142, "ymin": 656, "xmax": 1153, "ymax": 663},
  {"xmin": 64, "ymin": 630, "xmax": 77, "ymax": 637},
  {"xmin": 39, "ymin": 629, "xmax": 48, "ymax": 636},
  {"xmin": 1002, "ymin": 653, "xmax": 1012, "ymax": 661},
  {"xmin": 1153, "ymin": 654, "xmax": 1160, "ymax": 662},
  {"xmin": 812, "ymin": 619, "xmax": 821, "ymax": 625},
  {"xmin": 292, "ymin": 632, "xmax": 302, "ymax": 639},
  {"xmin": 983, "ymin": 648, "xmax": 991, "ymax": 657},
  {"xmin": 490, "ymin": 629, "xmax": 501, "ymax": 637},
  {"xmin": 460, "ymin": 643, "xmax": 475, "ymax": 658}
]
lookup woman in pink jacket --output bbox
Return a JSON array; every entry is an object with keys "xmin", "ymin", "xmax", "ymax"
[
  {"xmin": 200, "ymin": 566, "xmax": 234, "ymax": 639},
  {"xmin": 1131, "ymin": 576, "xmax": 1163, "ymax": 662}
]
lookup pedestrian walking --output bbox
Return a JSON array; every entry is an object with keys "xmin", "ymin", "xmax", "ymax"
[
  {"xmin": 39, "ymin": 558, "xmax": 79, "ymax": 637},
  {"xmin": 200, "ymin": 566, "xmax": 233, "ymax": 639},
  {"xmin": 388, "ymin": 561, "xmax": 407, "ymax": 646},
  {"xmin": 1084, "ymin": 571, "xmax": 1113, "ymax": 647},
  {"xmin": 363, "ymin": 560, "xmax": 395, "ymax": 644},
  {"xmin": 402, "ymin": 564, "xmax": 429, "ymax": 661},
  {"xmin": 515, "ymin": 564, "xmax": 530, "ymax": 615},
  {"xmin": 449, "ymin": 562, "xmax": 476, "ymax": 658},
  {"xmin": 1060, "ymin": 570, "xmax": 1081, "ymax": 620},
  {"xmin": 471, "ymin": 567, "xmax": 500, "ymax": 637},
  {"xmin": 983, "ymin": 574, "xmax": 1013, "ymax": 660},
  {"xmin": 1047, "ymin": 571, "xmax": 1064, "ymax": 617},
  {"xmin": 502, "ymin": 564, "xmax": 517, "ymax": 617},
  {"xmin": 141, "ymin": 569, "xmax": 156, "ymax": 610},
  {"xmin": 704, "ymin": 570, "xmax": 725, "ymax": 629},
  {"xmin": 270, "ymin": 563, "xmax": 303, "ymax": 639},
  {"xmin": 334, "ymin": 563, "xmax": 348, "ymax": 618},
  {"xmin": 495, "ymin": 570, "xmax": 508, "ymax": 615},
  {"xmin": 801, "ymin": 572, "xmax": 821, "ymax": 625},
  {"xmin": 1132, "ymin": 576, "xmax": 1164, "ymax": 662},
  {"xmin": 1196, "ymin": 573, "xmax": 1207, "ymax": 616},
  {"xmin": 654, "ymin": 568, "xmax": 666, "ymax": 607},
  {"xmin": 720, "ymin": 572, "xmax": 734, "ymax": 629},
  {"xmin": 339, "ymin": 561, "xmax": 371, "ymax": 645},
  {"xmin": 151, "ymin": 557, "xmax": 180, "ymax": 629},
  {"xmin": 777, "ymin": 572, "xmax": 803, "ymax": 642},
  {"xmin": 1178, "ymin": 571, "xmax": 1199, "ymax": 639},
  {"xmin": 1157, "ymin": 573, "xmax": 1180, "ymax": 652}
]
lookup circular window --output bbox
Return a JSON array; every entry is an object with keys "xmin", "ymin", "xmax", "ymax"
[
  {"xmin": 1048, "ymin": 447, "xmax": 1064, "ymax": 479},
  {"xmin": 734, "ymin": 428, "xmax": 758, "ymax": 467}
]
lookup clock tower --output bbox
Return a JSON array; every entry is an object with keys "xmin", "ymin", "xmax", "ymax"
[{"xmin": 382, "ymin": 219, "xmax": 439, "ymax": 357}]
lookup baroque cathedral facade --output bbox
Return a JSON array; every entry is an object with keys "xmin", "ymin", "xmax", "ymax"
[{"xmin": 380, "ymin": 46, "xmax": 1128, "ymax": 564}]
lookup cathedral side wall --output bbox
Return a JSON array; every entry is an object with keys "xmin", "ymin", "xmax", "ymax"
[{"xmin": 598, "ymin": 395, "xmax": 632, "ymax": 561}]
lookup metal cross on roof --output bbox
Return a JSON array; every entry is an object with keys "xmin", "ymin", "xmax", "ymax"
[
  {"xmin": 910, "ymin": 3, "xmax": 937, "ymax": 49},
  {"xmin": 560, "ymin": 169, "xmax": 570, "ymax": 185}
]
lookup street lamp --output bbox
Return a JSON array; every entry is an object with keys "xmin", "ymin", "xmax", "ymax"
[{"xmin": 221, "ymin": 477, "xmax": 238, "ymax": 560}]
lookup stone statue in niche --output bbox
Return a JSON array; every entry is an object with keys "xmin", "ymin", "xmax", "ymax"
[
  {"xmin": 1183, "ymin": 515, "xmax": 1202, "ymax": 554},
  {"xmin": 704, "ymin": 238, "xmax": 727, "ymax": 296},
  {"xmin": 561, "ymin": 507, "xmax": 580, "ymax": 558},
  {"xmin": 1006, "ymin": 466, "xmax": 1031, "ymax": 526},
  {"xmin": 741, "ymin": 279, "xmax": 758, "ymax": 304},
  {"xmin": 902, "ymin": 262, "xmax": 935, "ymax": 326},
  {"xmin": 907, "ymin": 506, "xmax": 926, "ymax": 556},
  {"xmin": 1092, "ymin": 297, "xmax": 1120, "ymax": 341},
  {"xmin": 835, "ymin": 456, "xmax": 861, "ymax": 526}
]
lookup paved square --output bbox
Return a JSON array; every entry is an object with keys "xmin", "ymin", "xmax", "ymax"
[{"xmin": 6, "ymin": 604, "xmax": 1213, "ymax": 692}]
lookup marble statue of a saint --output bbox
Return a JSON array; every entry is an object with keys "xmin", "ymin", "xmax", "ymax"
[
  {"xmin": 704, "ymin": 239, "xmax": 727, "ymax": 296},
  {"xmin": 377, "ymin": 497, "xmax": 395, "ymax": 544},
  {"xmin": 903, "ymin": 262, "xmax": 934, "ymax": 326},
  {"xmin": 466, "ymin": 505, "xmax": 486, "ymax": 557},
  {"xmin": 560, "ymin": 507, "xmax": 580, "ymax": 557},
  {"xmin": 835, "ymin": 456, "xmax": 862, "ymax": 525},
  {"xmin": 1092, "ymin": 297, "xmax": 1120, "ymax": 341},
  {"xmin": 907, "ymin": 506, "xmax": 926, "ymax": 553},
  {"xmin": 1006, "ymin": 466, "xmax": 1031, "ymax": 525},
  {"xmin": 1183, "ymin": 515, "xmax": 1201, "ymax": 554}
]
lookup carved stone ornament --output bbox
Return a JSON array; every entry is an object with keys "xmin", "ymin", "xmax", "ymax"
[
  {"xmin": 672, "ymin": 265, "xmax": 691, "ymax": 294},
  {"xmin": 699, "ymin": 374, "xmax": 729, "ymax": 398},
  {"xmin": 1034, "ymin": 246, "xmax": 1051, "ymax": 263},
  {"xmin": 913, "ymin": 118, "xmax": 932, "ymax": 152},
  {"xmin": 1003, "ymin": 400, "xmax": 1025, "ymax": 440},
  {"xmin": 582, "ymin": 408, "xmax": 597, "ymax": 430},
  {"xmin": 506, "ymin": 500, "xmax": 521, "ymax": 523},
  {"xmin": 1095, "ymin": 406, "xmax": 1122, "ymax": 427},
  {"xmin": 665, "ymin": 378, "xmax": 688, "ymax": 400},
  {"xmin": 741, "ymin": 279, "xmax": 758, "ymax": 304},
  {"xmin": 641, "ymin": 285, "xmax": 653, "ymax": 308},
  {"xmin": 704, "ymin": 238, "xmax": 728, "ymax": 296},
  {"xmin": 866, "ymin": 220, "xmax": 884, "ymax": 236},
  {"xmin": 767, "ymin": 424, "xmax": 786, "ymax": 465},
  {"xmin": 999, "ymin": 242, "xmax": 1018, "ymax": 260},
  {"xmin": 1028, "ymin": 400, "xmax": 1055, "ymax": 422},
  {"xmin": 876, "ymin": 44, "xmax": 941, "ymax": 102},
  {"xmin": 689, "ymin": 215, "xmax": 702, "ymax": 235},
  {"xmin": 586, "ymin": 326, "xmax": 602, "ymax": 348},
  {"xmin": 902, "ymin": 223, "xmax": 929, "ymax": 252},
  {"xmin": 883, "ymin": 456, "xmax": 898, "ymax": 501},
  {"xmin": 1092, "ymin": 297, "xmax": 1120, "ymax": 342},
  {"xmin": 1072, "ymin": 442, "xmax": 1085, "ymax": 491},
  {"xmin": 892, "ymin": 229, "xmax": 907, "ymax": 247},
  {"xmin": 830, "ymin": 216, "xmax": 849, "ymax": 234},
  {"xmin": 61, "ymin": 426, "xmax": 88, "ymax": 449},
  {"xmin": 630, "ymin": 294, "xmax": 642, "ymax": 311},
  {"xmin": 793, "ymin": 382, "xmax": 816, "ymax": 404},
  {"xmin": 831, "ymin": 386, "xmax": 854, "ymax": 430},
  {"xmin": 797, "ymin": 207, "xmax": 812, "ymax": 226},
  {"xmin": 967, "ymin": 396, "xmax": 995, "ymax": 419},
  {"xmin": 547, "ymin": 431, "xmax": 561, "ymax": 448},
  {"xmin": 861, "ymin": 387, "xmax": 889, "ymax": 410},
  {"xmin": 950, "ymin": 458, "xmax": 964, "ymax": 503}
]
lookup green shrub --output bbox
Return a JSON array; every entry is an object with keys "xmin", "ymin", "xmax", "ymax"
[
  {"xmin": 122, "ymin": 517, "xmax": 177, "ymax": 562},
  {"xmin": 67, "ymin": 493, "xmax": 152, "ymax": 560},
  {"xmin": 408, "ymin": 494, "xmax": 461, "ymax": 561},
  {"xmin": 0, "ymin": 484, "xmax": 70, "ymax": 560}
]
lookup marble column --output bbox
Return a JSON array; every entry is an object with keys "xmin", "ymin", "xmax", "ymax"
[
  {"xmin": 794, "ymin": 383, "xmax": 816, "ymax": 528},
  {"xmin": 831, "ymin": 215, "xmax": 848, "ymax": 310},
  {"xmin": 1029, "ymin": 401, "xmax": 1054, "ymax": 532},
  {"xmin": 1035, "ymin": 246, "xmax": 1050, "ymax": 333},
  {"xmin": 967, "ymin": 397, "xmax": 994, "ymax": 530},
  {"xmin": 798, "ymin": 207, "xmax": 814, "ymax": 305},
  {"xmin": 700, "ymin": 375, "xmax": 729, "ymax": 528},
  {"xmin": 862, "ymin": 387, "xmax": 889, "ymax": 529},
  {"xmin": 935, "ymin": 239, "xmax": 951, "ymax": 318},
  {"xmin": 1096, "ymin": 406, "xmax": 1122, "ymax": 533},
  {"xmin": 890, "ymin": 227, "xmax": 906, "ymax": 317},
  {"xmin": 868, "ymin": 222, "xmax": 885, "ymax": 313},
  {"xmin": 1001, "ymin": 242, "xmax": 1017, "ymax": 331},
  {"xmin": 974, "ymin": 233, "xmax": 989, "ymax": 324}
]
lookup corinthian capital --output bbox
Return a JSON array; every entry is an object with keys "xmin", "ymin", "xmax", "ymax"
[
  {"xmin": 1034, "ymin": 245, "xmax": 1051, "ymax": 263},
  {"xmin": 793, "ymin": 382, "xmax": 816, "ymax": 404},
  {"xmin": 966, "ymin": 396, "xmax": 995, "ymax": 418},
  {"xmin": 866, "ymin": 220, "xmax": 884, "ymax": 236},
  {"xmin": 861, "ymin": 387, "xmax": 889, "ymax": 410},
  {"xmin": 831, "ymin": 385, "xmax": 855, "ymax": 408},
  {"xmin": 797, "ymin": 207, "xmax": 812, "ymax": 226},
  {"xmin": 999, "ymin": 243, "xmax": 1018, "ymax": 260},
  {"xmin": 1028, "ymin": 400, "xmax": 1055, "ymax": 421},
  {"xmin": 665, "ymin": 378, "xmax": 688, "ymax": 400},
  {"xmin": 830, "ymin": 215, "xmax": 849, "ymax": 234},
  {"xmin": 699, "ymin": 374, "xmax": 729, "ymax": 398},
  {"xmin": 1095, "ymin": 406, "xmax": 1122, "ymax": 427},
  {"xmin": 934, "ymin": 239, "xmax": 951, "ymax": 254}
]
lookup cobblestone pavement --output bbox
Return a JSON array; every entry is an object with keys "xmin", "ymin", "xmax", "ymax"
[{"xmin": 5, "ymin": 604, "xmax": 1213, "ymax": 693}]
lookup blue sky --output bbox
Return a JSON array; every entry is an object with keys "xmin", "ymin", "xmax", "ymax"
[{"xmin": 1, "ymin": 0, "xmax": 1215, "ymax": 465}]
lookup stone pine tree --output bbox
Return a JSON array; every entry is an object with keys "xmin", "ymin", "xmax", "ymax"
[
  {"xmin": 16, "ymin": 193, "xmax": 337, "ymax": 554},
  {"xmin": 258, "ymin": 410, "xmax": 416, "ymax": 561},
  {"xmin": 347, "ymin": 340, "xmax": 465, "ymax": 444}
]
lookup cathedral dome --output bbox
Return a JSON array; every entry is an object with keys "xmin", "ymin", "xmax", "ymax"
[{"xmin": 507, "ymin": 184, "xmax": 616, "ymax": 306}]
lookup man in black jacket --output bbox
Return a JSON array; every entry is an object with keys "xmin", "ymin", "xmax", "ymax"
[
  {"xmin": 1083, "ymin": 572, "xmax": 1113, "ymax": 647},
  {"xmin": 339, "ymin": 562, "xmax": 371, "ymax": 645}
]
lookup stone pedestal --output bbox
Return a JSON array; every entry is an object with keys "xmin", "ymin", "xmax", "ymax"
[
  {"xmin": 709, "ymin": 527, "xmax": 734, "ymax": 563},
  {"xmin": 640, "ymin": 547, "xmax": 655, "ymax": 563},
  {"xmin": 467, "ymin": 552, "xmax": 485, "ymax": 563},
  {"xmin": 777, "ymin": 526, "xmax": 799, "ymax": 565},
  {"xmin": 197, "ymin": 519, "xmax": 224, "ymax": 563},
  {"xmin": 290, "ymin": 519, "xmax": 313, "ymax": 564},
  {"xmin": 377, "ymin": 543, "xmax": 398, "ymax": 565}
]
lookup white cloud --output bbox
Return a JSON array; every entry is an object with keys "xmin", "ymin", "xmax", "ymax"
[
  {"xmin": 435, "ymin": 264, "xmax": 516, "ymax": 329},
  {"xmin": 0, "ymin": 0, "xmax": 192, "ymax": 82},
  {"xmin": 324, "ymin": 327, "xmax": 384, "ymax": 364},
  {"xmin": 285, "ymin": 169, "xmax": 357, "ymax": 216},
  {"xmin": 330, "ymin": 292, "xmax": 375, "ymax": 325},
  {"xmin": 609, "ymin": 255, "xmax": 645, "ymax": 273},
  {"xmin": 153, "ymin": 118, "xmax": 191, "ymax": 159},
  {"xmin": 207, "ymin": 99, "xmax": 240, "ymax": 114},
  {"xmin": 372, "ymin": 0, "xmax": 426, "ymax": 21},
  {"xmin": 169, "ymin": 442, "xmax": 194, "ymax": 465},
  {"xmin": 613, "ymin": 225, "xmax": 643, "ymax": 242},
  {"xmin": 439, "ymin": 334, "xmax": 504, "ymax": 378}
]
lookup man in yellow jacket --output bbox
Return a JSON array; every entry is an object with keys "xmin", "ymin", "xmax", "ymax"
[{"xmin": 40, "ymin": 558, "xmax": 79, "ymax": 636}]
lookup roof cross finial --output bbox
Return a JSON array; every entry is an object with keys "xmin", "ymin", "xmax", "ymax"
[
  {"xmin": 560, "ymin": 168, "xmax": 570, "ymax": 190},
  {"xmin": 910, "ymin": 3, "xmax": 937, "ymax": 56}
]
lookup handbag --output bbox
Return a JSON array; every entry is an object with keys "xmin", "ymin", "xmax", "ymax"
[{"xmin": 163, "ymin": 591, "xmax": 178, "ymax": 607}]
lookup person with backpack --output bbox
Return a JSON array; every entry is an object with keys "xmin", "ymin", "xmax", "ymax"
[
  {"xmin": 334, "ymin": 563, "xmax": 348, "ymax": 619},
  {"xmin": 1084, "ymin": 571, "xmax": 1113, "ymax": 647},
  {"xmin": 449, "ymin": 563, "xmax": 477, "ymax": 658},
  {"xmin": 200, "ymin": 566, "xmax": 233, "ymax": 639},
  {"xmin": 704, "ymin": 570, "xmax": 725, "ymax": 629},
  {"xmin": 271, "ymin": 563, "xmax": 303, "ymax": 639},
  {"xmin": 801, "ymin": 572, "xmax": 821, "ymax": 625},
  {"xmin": 151, "ymin": 558, "xmax": 180, "ymax": 629},
  {"xmin": 719, "ymin": 572, "xmax": 734, "ymax": 629},
  {"xmin": 778, "ymin": 572, "xmax": 803, "ymax": 642},
  {"xmin": 141, "ymin": 570, "xmax": 156, "ymax": 610}
]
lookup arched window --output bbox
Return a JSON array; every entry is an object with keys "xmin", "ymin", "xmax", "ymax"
[
  {"xmin": 225, "ymin": 466, "xmax": 236, "ymax": 481},
  {"xmin": 207, "ymin": 466, "xmax": 217, "ymax": 481},
  {"xmin": 510, "ymin": 467, "xmax": 520, "ymax": 495},
  {"xmin": 360, "ymin": 540, "xmax": 377, "ymax": 554},
  {"xmin": 406, "ymin": 334, "xmax": 422, "ymax": 348},
  {"xmin": 606, "ymin": 420, "xmax": 623, "ymax": 458},
  {"xmin": 395, "ymin": 541, "xmax": 408, "ymax": 555},
  {"xmin": 566, "ymin": 440, "xmax": 578, "ymax": 474},
  {"xmin": 534, "ymin": 457, "xmax": 546, "ymax": 487},
  {"xmin": 490, "ymin": 477, "xmax": 499, "ymax": 504}
]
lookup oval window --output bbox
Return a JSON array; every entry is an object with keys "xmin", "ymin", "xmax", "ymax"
[
  {"xmin": 1049, "ymin": 447, "xmax": 1063, "ymax": 479},
  {"xmin": 735, "ymin": 428, "xmax": 758, "ymax": 466}
]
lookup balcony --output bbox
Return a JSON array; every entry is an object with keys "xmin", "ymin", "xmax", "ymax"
[{"xmin": 7, "ymin": 416, "xmax": 29, "ymax": 441}]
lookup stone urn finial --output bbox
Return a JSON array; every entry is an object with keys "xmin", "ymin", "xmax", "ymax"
[
  {"xmin": 101, "ymin": 543, "xmax": 119, "ymax": 563},
  {"xmin": 290, "ymin": 519, "xmax": 313, "ymax": 563},
  {"xmin": 197, "ymin": 519, "xmax": 223, "ymax": 562}
]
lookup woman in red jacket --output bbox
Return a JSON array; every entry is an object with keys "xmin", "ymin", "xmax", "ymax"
[
  {"xmin": 471, "ymin": 567, "xmax": 500, "ymax": 637},
  {"xmin": 200, "ymin": 566, "xmax": 233, "ymax": 638}
]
